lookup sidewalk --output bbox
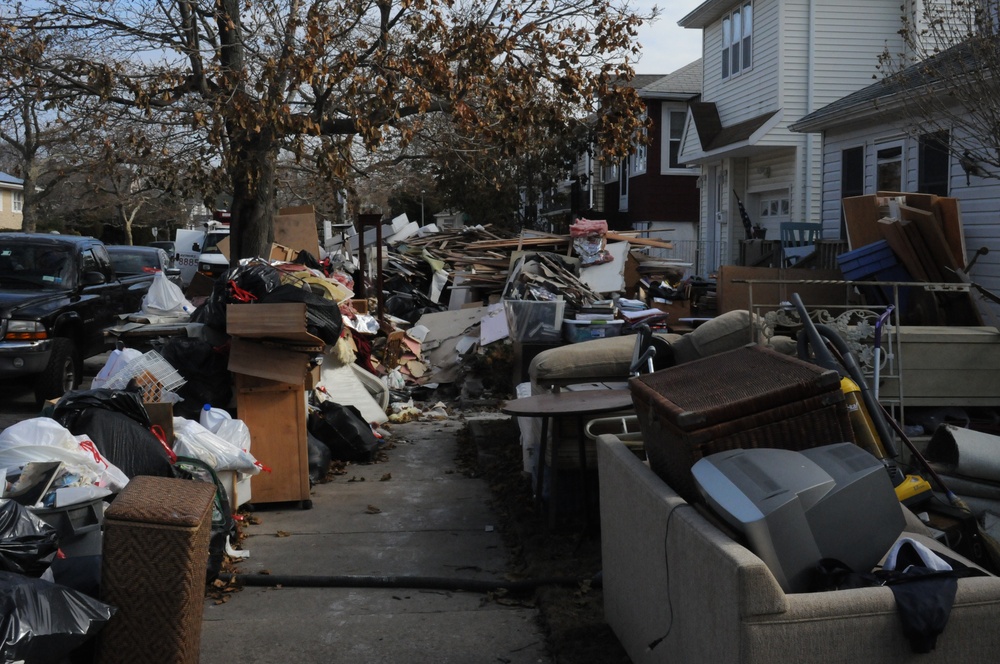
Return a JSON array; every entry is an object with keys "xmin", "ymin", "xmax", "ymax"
[{"xmin": 199, "ymin": 416, "xmax": 551, "ymax": 663}]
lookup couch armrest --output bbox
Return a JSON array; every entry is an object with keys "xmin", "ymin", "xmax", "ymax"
[{"xmin": 598, "ymin": 434, "xmax": 787, "ymax": 663}]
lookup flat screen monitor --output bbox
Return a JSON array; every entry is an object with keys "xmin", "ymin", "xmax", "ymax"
[{"xmin": 692, "ymin": 443, "xmax": 905, "ymax": 593}]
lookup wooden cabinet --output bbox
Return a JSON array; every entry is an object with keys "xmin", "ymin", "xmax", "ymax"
[{"xmin": 234, "ymin": 373, "xmax": 311, "ymax": 507}]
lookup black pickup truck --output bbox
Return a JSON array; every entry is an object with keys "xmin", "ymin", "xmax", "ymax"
[{"xmin": 0, "ymin": 233, "xmax": 143, "ymax": 403}]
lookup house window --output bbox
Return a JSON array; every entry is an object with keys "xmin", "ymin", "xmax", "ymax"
[
  {"xmin": 12, "ymin": 192, "xmax": 22, "ymax": 214},
  {"xmin": 918, "ymin": 131, "xmax": 949, "ymax": 196},
  {"xmin": 603, "ymin": 161, "xmax": 618, "ymax": 184},
  {"xmin": 759, "ymin": 196, "xmax": 790, "ymax": 218},
  {"xmin": 876, "ymin": 142, "xmax": 904, "ymax": 191},
  {"xmin": 630, "ymin": 114, "xmax": 648, "ymax": 176},
  {"xmin": 722, "ymin": 2, "xmax": 753, "ymax": 79},
  {"xmin": 619, "ymin": 157, "xmax": 629, "ymax": 211},
  {"xmin": 663, "ymin": 108, "xmax": 688, "ymax": 172},
  {"xmin": 841, "ymin": 146, "xmax": 865, "ymax": 239}
]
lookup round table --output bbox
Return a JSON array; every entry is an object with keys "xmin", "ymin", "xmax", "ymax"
[{"xmin": 501, "ymin": 389, "xmax": 634, "ymax": 529}]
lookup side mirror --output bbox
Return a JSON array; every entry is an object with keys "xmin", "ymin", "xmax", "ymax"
[
  {"xmin": 82, "ymin": 271, "xmax": 106, "ymax": 285},
  {"xmin": 166, "ymin": 267, "xmax": 181, "ymax": 278},
  {"xmin": 192, "ymin": 243, "xmax": 201, "ymax": 252}
]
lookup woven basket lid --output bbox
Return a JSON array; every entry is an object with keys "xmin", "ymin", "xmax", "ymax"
[
  {"xmin": 106, "ymin": 475, "xmax": 216, "ymax": 527},
  {"xmin": 629, "ymin": 344, "xmax": 841, "ymax": 430}
]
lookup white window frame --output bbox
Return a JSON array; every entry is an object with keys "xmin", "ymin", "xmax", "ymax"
[
  {"xmin": 630, "ymin": 113, "xmax": 648, "ymax": 176},
  {"xmin": 661, "ymin": 105, "xmax": 692, "ymax": 175},
  {"xmin": 722, "ymin": 1, "xmax": 753, "ymax": 80},
  {"xmin": 12, "ymin": 192, "xmax": 22, "ymax": 214},
  {"xmin": 0, "ymin": 191, "xmax": 4, "ymax": 212},
  {"xmin": 603, "ymin": 160, "xmax": 618, "ymax": 184},
  {"xmin": 875, "ymin": 139, "xmax": 906, "ymax": 192},
  {"xmin": 619, "ymin": 157, "xmax": 629, "ymax": 211}
]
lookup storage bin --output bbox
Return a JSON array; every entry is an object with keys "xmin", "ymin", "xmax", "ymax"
[
  {"xmin": 29, "ymin": 497, "xmax": 105, "ymax": 558},
  {"xmin": 504, "ymin": 299, "xmax": 566, "ymax": 342},
  {"xmin": 563, "ymin": 319, "xmax": 624, "ymax": 343},
  {"xmin": 629, "ymin": 345, "xmax": 855, "ymax": 503},
  {"xmin": 98, "ymin": 476, "xmax": 216, "ymax": 664},
  {"xmin": 836, "ymin": 240, "xmax": 912, "ymax": 307}
]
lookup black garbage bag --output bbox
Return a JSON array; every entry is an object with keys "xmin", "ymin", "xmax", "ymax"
[
  {"xmin": 307, "ymin": 402, "xmax": 380, "ymax": 462},
  {"xmin": 49, "ymin": 555, "xmax": 102, "ymax": 600},
  {"xmin": 307, "ymin": 432, "xmax": 332, "ymax": 484},
  {"xmin": 191, "ymin": 260, "xmax": 283, "ymax": 332},
  {"xmin": 52, "ymin": 388, "xmax": 151, "ymax": 430},
  {"xmin": 172, "ymin": 456, "xmax": 236, "ymax": 582},
  {"xmin": 65, "ymin": 408, "xmax": 174, "ymax": 479},
  {"xmin": 0, "ymin": 500, "xmax": 59, "ymax": 578},
  {"xmin": 158, "ymin": 337, "xmax": 233, "ymax": 420},
  {"xmin": 0, "ymin": 570, "xmax": 115, "ymax": 664},
  {"xmin": 259, "ymin": 283, "xmax": 343, "ymax": 345},
  {"xmin": 293, "ymin": 249, "xmax": 323, "ymax": 270}
]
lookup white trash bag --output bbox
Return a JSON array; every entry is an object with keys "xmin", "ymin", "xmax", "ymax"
[
  {"xmin": 0, "ymin": 418, "xmax": 130, "ymax": 492},
  {"xmin": 142, "ymin": 271, "xmax": 193, "ymax": 317},
  {"xmin": 172, "ymin": 417, "xmax": 260, "ymax": 474}
]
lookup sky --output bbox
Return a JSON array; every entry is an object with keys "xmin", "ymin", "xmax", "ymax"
[{"xmin": 631, "ymin": 0, "xmax": 706, "ymax": 76}]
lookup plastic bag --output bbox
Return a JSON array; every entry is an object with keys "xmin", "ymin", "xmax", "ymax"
[
  {"xmin": 0, "ymin": 419, "xmax": 129, "ymax": 492},
  {"xmin": 307, "ymin": 432, "xmax": 332, "ymax": 484},
  {"xmin": 172, "ymin": 418, "xmax": 260, "ymax": 474},
  {"xmin": 64, "ymin": 408, "xmax": 174, "ymax": 479},
  {"xmin": 0, "ymin": 570, "xmax": 115, "ymax": 663},
  {"xmin": 307, "ymin": 402, "xmax": 380, "ymax": 462},
  {"xmin": 158, "ymin": 337, "xmax": 233, "ymax": 419},
  {"xmin": 142, "ymin": 270, "xmax": 194, "ymax": 317},
  {"xmin": 52, "ymin": 388, "xmax": 151, "ymax": 429},
  {"xmin": 90, "ymin": 348, "xmax": 143, "ymax": 389},
  {"xmin": 259, "ymin": 283, "xmax": 344, "ymax": 344},
  {"xmin": 0, "ymin": 500, "xmax": 59, "ymax": 577}
]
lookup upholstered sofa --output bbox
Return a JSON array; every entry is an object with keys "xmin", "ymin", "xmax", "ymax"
[{"xmin": 597, "ymin": 433, "xmax": 1000, "ymax": 664}]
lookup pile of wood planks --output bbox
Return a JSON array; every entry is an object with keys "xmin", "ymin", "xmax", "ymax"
[{"xmin": 841, "ymin": 191, "xmax": 980, "ymax": 324}]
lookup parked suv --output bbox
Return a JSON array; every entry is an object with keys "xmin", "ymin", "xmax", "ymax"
[{"xmin": 0, "ymin": 234, "xmax": 133, "ymax": 402}]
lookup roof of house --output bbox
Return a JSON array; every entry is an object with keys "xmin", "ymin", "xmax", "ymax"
[
  {"xmin": 791, "ymin": 40, "xmax": 976, "ymax": 132},
  {"xmin": 644, "ymin": 59, "xmax": 703, "ymax": 100},
  {"xmin": 690, "ymin": 102, "xmax": 779, "ymax": 151},
  {"xmin": 0, "ymin": 172, "xmax": 23, "ymax": 187}
]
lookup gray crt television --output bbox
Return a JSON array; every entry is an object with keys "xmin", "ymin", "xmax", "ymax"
[{"xmin": 691, "ymin": 443, "xmax": 905, "ymax": 593}]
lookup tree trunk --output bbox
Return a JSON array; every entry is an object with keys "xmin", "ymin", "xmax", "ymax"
[
  {"xmin": 20, "ymin": 171, "xmax": 37, "ymax": 233},
  {"xmin": 228, "ymin": 145, "xmax": 277, "ymax": 265}
]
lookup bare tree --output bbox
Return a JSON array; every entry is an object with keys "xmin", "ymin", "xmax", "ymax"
[
  {"xmin": 877, "ymin": 1, "xmax": 1000, "ymax": 179},
  {"xmin": 4, "ymin": 0, "xmax": 654, "ymax": 262}
]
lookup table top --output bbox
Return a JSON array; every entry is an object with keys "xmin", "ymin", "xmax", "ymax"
[{"xmin": 500, "ymin": 389, "xmax": 634, "ymax": 418}]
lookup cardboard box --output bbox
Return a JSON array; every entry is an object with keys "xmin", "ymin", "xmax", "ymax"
[
  {"xmin": 145, "ymin": 402, "xmax": 175, "ymax": 446},
  {"xmin": 275, "ymin": 205, "xmax": 321, "ymax": 258}
]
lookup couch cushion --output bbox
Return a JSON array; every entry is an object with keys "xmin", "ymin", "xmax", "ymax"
[{"xmin": 529, "ymin": 332, "xmax": 681, "ymax": 387}]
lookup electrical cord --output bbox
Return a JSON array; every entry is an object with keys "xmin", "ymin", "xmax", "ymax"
[{"xmin": 647, "ymin": 503, "xmax": 693, "ymax": 652}]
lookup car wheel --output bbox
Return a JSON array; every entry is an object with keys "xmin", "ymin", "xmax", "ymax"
[{"xmin": 34, "ymin": 338, "xmax": 79, "ymax": 404}]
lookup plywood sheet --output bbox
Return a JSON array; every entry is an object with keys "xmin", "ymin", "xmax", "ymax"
[
  {"xmin": 932, "ymin": 197, "xmax": 968, "ymax": 269},
  {"xmin": 841, "ymin": 195, "xmax": 883, "ymax": 249},
  {"xmin": 899, "ymin": 204, "xmax": 958, "ymax": 280},
  {"xmin": 877, "ymin": 219, "xmax": 929, "ymax": 281},
  {"xmin": 717, "ymin": 266, "xmax": 847, "ymax": 313}
]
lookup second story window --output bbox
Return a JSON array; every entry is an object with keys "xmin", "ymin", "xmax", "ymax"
[
  {"xmin": 722, "ymin": 2, "xmax": 753, "ymax": 79},
  {"xmin": 663, "ymin": 108, "xmax": 688, "ymax": 172}
]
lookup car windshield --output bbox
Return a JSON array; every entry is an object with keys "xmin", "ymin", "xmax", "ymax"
[
  {"xmin": 0, "ymin": 243, "xmax": 75, "ymax": 289},
  {"xmin": 201, "ymin": 231, "xmax": 229, "ymax": 254},
  {"xmin": 109, "ymin": 249, "xmax": 161, "ymax": 275}
]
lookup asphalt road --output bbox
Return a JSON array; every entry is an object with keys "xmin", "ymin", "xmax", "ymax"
[{"xmin": 0, "ymin": 352, "xmax": 110, "ymax": 432}]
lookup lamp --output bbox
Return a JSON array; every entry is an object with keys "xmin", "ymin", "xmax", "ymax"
[{"xmin": 960, "ymin": 150, "xmax": 984, "ymax": 186}]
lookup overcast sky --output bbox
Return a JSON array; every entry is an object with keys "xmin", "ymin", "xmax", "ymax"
[{"xmin": 631, "ymin": 0, "xmax": 705, "ymax": 76}]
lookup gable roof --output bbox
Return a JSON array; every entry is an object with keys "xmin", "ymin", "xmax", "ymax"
[
  {"xmin": 643, "ymin": 59, "xmax": 703, "ymax": 100},
  {"xmin": 790, "ymin": 40, "xmax": 977, "ymax": 133},
  {"xmin": 690, "ymin": 102, "xmax": 780, "ymax": 151},
  {"xmin": 0, "ymin": 172, "xmax": 22, "ymax": 187}
]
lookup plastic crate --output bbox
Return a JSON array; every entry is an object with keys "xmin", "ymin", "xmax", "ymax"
[
  {"xmin": 563, "ymin": 319, "xmax": 624, "ymax": 343},
  {"xmin": 30, "ymin": 497, "xmax": 105, "ymax": 558},
  {"xmin": 504, "ymin": 299, "xmax": 566, "ymax": 342},
  {"xmin": 836, "ymin": 240, "xmax": 900, "ymax": 281}
]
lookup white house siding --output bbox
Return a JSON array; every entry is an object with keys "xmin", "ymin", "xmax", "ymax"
[
  {"xmin": 702, "ymin": 0, "xmax": 781, "ymax": 127},
  {"xmin": 816, "ymin": 121, "xmax": 1000, "ymax": 319}
]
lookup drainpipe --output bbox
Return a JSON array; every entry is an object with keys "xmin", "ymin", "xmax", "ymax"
[{"xmin": 805, "ymin": 0, "xmax": 816, "ymax": 224}]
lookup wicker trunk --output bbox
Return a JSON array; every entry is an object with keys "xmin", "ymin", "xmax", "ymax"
[
  {"xmin": 630, "ymin": 345, "xmax": 855, "ymax": 503},
  {"xmin": 97, "ymin": 476, "xmax": 216, "ymax": 664}
]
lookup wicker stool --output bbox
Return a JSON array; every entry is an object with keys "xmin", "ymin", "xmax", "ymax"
[{"xmin": 97, "ymin": 476, "xmax": 216, "ymax": 664}]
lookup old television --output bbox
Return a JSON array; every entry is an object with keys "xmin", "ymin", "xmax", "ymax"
[{"xmin": 691, "ymin": 443, "xmax": 905, "ymax": 593}]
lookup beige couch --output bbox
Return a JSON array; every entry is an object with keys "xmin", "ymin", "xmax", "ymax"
[{"xmin": 597, "ymin": 434, "xmax": 1000, "ymax": 664}]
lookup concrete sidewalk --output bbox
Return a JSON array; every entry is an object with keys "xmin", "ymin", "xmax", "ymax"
[{"xmin": 199, "ymin": 417, "xmax": 550, "ymax": 663}]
